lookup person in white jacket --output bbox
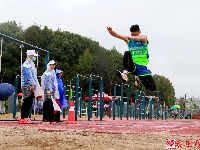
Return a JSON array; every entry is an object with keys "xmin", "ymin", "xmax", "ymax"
[
  {"xmin": 41, "ymin": 60, "xmax": 60, "ymax": 123},
  {"xmin": 19, "ymin": 50, "xmax": 40, "ymax": 124}
]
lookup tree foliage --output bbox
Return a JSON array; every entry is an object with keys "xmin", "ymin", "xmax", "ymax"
[{"xmin": 151, "ymin": 74, "xmax": 175, "ymax": 106}]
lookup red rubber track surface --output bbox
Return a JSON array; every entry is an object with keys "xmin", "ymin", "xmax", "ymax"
[{"xmin": 0, "ymin": 118, "xmax": 200, "ymax": 135}]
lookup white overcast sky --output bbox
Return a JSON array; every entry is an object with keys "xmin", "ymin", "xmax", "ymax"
[{"xmin": 1, "ymin": 0, "xmax": 200, "ymax": 98}]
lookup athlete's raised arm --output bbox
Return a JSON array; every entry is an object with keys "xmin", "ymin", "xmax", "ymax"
[{"xmin": 107, "ymin": 27, "xmax": 128, "ymax": 43}]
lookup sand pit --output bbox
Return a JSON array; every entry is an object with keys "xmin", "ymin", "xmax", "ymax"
[{"xmin": 0, "ymin": 119, "xmax": 200, "ymax": 150}]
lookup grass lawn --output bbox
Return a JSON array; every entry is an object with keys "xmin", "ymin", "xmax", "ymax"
[{"xmin": 0, "ymin": 113, "xmax": 43, "ymax": 119}]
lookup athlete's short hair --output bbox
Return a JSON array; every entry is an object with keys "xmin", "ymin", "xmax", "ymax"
[{"xmin": 130, "ymin": 24, "xmax": 140, "ymax": 32}]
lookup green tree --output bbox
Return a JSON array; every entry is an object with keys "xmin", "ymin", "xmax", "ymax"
[
  {"xmin": 153, "ymin": 75, "xmax": 175, "ymax": 106},
  {"xmin": 0, "ymin": 21, "xmax": 24, "ymax": 91},
  {"xmin": 92, "ymin": 47, "xmax": 123, "ymax": 95},
  {"xmin": 77, "ymin": 49, "xmax": 94, "ymax": 76}
]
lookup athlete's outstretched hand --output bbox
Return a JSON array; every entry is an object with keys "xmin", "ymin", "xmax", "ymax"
[
  {"xmin": 107, "ymin": 27, "xmax": 116, "ymax": 35},
  {"xmin": 107, "ymin": 27, "xmax": 112, "ymax": 32}
]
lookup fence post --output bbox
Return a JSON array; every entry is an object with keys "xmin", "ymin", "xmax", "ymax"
[
  {"xmin": 75, "ymin": 75, "xmax": 79, "ymax": 121},
  {"xmin": 62, "ymin": 86, "xmax": 66, "ymax": 118},
  {"xmin": 142, "ymin": 92, "xmax": 146, "ymax": 119},
  {"xmin": 100, "ymin": 78, "xmax": 103, "ymax": 121},
  {"xmin": 126, "ymin": 85, "xmax": 130, "ymax": 120},
  {"xmin": 139, "ymin": 91, "xmax": 142, "ymax": 120},
  {"xmin": 96, "ymin": 91, "xmax": 98, "ymax": 118},
  {"xmin": 113, "ymin": 85, "xmax": 116, "ymax": 120},
  {"xmin": 134, "ymin": 91, "xmax": 138, "ymax": 120},
  {"xmin": 79, "ymin": 88, "xmax": 82, "ymax": 118},
  {"xmin": 45, "ymin": 52, "xmax": 49, "ymax": 70},
  {"xmin": 13, "ymin": 76, "xmax": 18, "ymax": 119},
  {"xmin": 120, "ymin": 84, "xmax": 123, "ymax": 120},
  {"xmin": 88, "ymin": 75, "xmax": 92, "ymax": 121},
  {"xmin": 157, "ymin": 99, "xmax": 160, "ymax": 120},
  {"xmin": 149, "ymin": 98, "xmax": 152, "ymax": 119}
]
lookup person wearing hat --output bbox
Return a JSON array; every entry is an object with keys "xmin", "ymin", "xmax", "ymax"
[
  {"xmin": 41, "ymin": 60, "xmax": 60, "ymax": 123},
  {"xmin": 19, "ymin": 50, "xmax": 39, "ymax": 124},
  {"xmin": 54, "ymin": 69, "xmax": 68, "ymax": 122}
]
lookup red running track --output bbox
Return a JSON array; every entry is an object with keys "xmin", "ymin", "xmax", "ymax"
[{"xmin": 0, "ymin": 118, "xmax": 200, "ymax": 135}]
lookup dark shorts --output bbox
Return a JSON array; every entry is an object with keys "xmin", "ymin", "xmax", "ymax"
[{"xmin": 129, "ymin": 64, "xmax": 150, "ymax": 76}]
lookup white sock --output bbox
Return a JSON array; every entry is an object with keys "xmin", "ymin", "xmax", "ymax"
[{"xmin": 122, "ymin": 70, "xmax": 128, "ymax": 74}]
